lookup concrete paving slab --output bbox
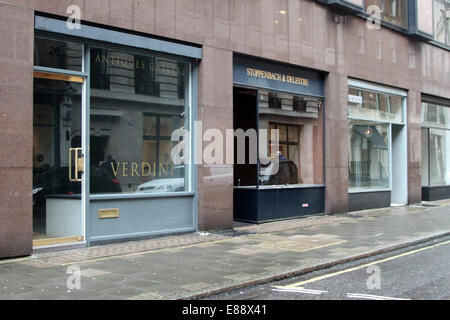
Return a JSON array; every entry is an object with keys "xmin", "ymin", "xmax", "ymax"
[{"xmin": 0, "ymin": 202, "xmax": 449, "ymax": 300}]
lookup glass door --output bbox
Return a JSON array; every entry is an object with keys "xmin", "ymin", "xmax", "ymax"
[{"xmin": 33, "ymin": 72, "xmax": 85, "ymax": 246}]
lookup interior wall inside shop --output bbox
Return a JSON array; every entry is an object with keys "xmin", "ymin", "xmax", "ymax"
[{"xmin": 233, "ymin": 87, "xmax": 257, "ymax": 187}]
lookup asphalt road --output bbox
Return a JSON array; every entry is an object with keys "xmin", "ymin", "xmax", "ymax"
[{"xmin": 205, "ymin": 236, "xmax": 450, "ymax": 300}]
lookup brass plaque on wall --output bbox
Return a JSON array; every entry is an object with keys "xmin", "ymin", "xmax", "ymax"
[{"xmin": 98, "ymin": 208, "xmax": 119, "ymax": 219}]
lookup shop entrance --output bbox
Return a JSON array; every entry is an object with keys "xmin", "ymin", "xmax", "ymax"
[{"xmin": 32, "ymin": 72, "xmax": 86, "ymax": 246}]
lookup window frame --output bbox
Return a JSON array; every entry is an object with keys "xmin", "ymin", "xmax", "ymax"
[
  {"xmin": 421, "ymin": 101, "xmax": 450, "ymax": 187},
  {"xmin": 347, "ymin": 79, "xmax": 407, "ymax": 193},
  {"xmin": 34, "ymin": 31, "xmax": 197, "ymax": 201}
]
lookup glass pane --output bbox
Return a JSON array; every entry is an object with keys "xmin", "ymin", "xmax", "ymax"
[
  {"xmin": 429, "ymin": 128, "xmax": 450, "ymax": 186},
  {"xmin": 160, "ymin": 117, "xmax": 177, "ymax": 136},
  {"xmin": 143, "ymin": 116, "xmax": 157, "ymax": 136},
  {"xmin": 90, "ymin": 46, "xmax": 190, "ymax": 194},
  {"xmin": 34, "ymin": 37, "xmax": 83, "ymax": 71},
  {"xmin": 288, "ymin": 126, "xmax": 299, "ymax": 143},
  {"xmin": 288, "ymin": 145, "xmax": 299, "ymax": 173},
  {"xmin": 348, "ymin": 121, "xmax": 390, "ymax": 191},
  {"xmin": 278, "ymin": 125, "xmax": 287, "ymax": 143},
  {"xmin": 366, "ymin": 0, "xmax": 408, "ymax": 28},
  {"xmin": 388, "ymin": 95, "xmax": 403, "ymax": 122},
  {"xmin": 422, "ymin": 102, "xmax": 450, "ymax": 129},
  {"xmin": 348, "ymin": 87, "xmax": 404, "ymax": 123},
  {"xmin": 258, "ymin": 90, "xmax": 324, "ymax": 187},
  {"xmin": 433, "ymin": 0, "xmax": 450, "ymax": 46},
  {"xmin": 33, "ymin": 78, "xmax": 83, "ymax": 240}
]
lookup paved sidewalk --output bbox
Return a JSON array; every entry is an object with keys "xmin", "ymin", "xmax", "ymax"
[{"xmin": 0, "ymin": 201, "xmax": 449, "ymax": 300}]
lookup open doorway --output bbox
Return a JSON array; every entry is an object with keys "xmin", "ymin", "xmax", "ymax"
[{"xmin": 233, "ymin": 87, "xmax": 258, "ymax": 187}]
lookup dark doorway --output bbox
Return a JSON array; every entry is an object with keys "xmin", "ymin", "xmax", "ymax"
[{"xmin": 233, "ymin": 87, "xmax": 258, "ymax": 187}]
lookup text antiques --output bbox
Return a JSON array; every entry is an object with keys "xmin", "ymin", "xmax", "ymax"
[{"xmin": 93, "ymin": 53, "xmax": 183, "ymax": 76}]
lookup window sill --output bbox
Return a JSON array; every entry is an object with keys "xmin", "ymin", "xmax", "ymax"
[
  {"xmin": 348, "ymin": 188, "xmax": 391, "ymax": 194},
  {"xmin": 90, "ymin": 191, "xmax": 195, "ymax": 201},
  {"xmin": 234, "ymin": 184, "xmax": 325, "ymax": 190}
]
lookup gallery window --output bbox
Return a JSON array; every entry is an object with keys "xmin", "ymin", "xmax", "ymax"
[
  {"xmin": 89, "ymin": 46, "xmax": 191, "ymax": 195},
  {"xmin": 421, "ymin": 103, "xmax": 450, "ymax": 186},
  {"xmin": 348, "ymin": 84, "xmax": 406, "ymax": 192},
  {"xmin": 365, "ymin": 0, "xmax": 408, "ymax": 28},
  {"xmin": 233, "ymin": 88, "xmax": 324, "ymax": 188},
  {"xmin": 34, "ymin": 37, "xmax": 83, "ymax": 71},
  {"xmin": 348, "ymin": 121, "xmax": 390, "ymax": 190}
]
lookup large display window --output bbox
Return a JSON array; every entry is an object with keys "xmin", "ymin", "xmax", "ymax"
[
  {"xmin": 433, "ymin": 0, "xmax": 450, "ymax": 46},
  {"xmin": 365, "ymin": 0, "xmax": 408, "ymax": 28},
  {"xmin": 422, "ymin": 103, "xmax": 450, "ymax": 187},
  {"xmin": 32, "ymin": 29, "xmax": 196, "ymax": 246},
  {"xmin": 258, "ymin": 91, "xmax": 324, "ymax": 187},
  {"xmin": 232, "ymin": 55, "xmax": 325, "ymax": 222},
  {"xmin": 89, "ymin": 46, "xmax": 191, "ymax": 195},
  {"xmin": 233, "ymin": 88, "xmax": 324, "ymax": 188},
  {"xmin": 348, "ymin": 82, "xmax": 406, "ymax": 193},
  {"xmin": 348, "ymin": 121, "xmax": 390, "ymax": 190}
]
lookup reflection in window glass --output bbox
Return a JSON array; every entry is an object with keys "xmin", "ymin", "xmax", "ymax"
[
  {"xmin": 422, "ymin": 102, "xmax": 450, "ymax": 128},
  {"xmin": 348, "ymin": 87, "xmax": 404, "ymax": 123},
  {"xmin": 348, "ymin": 121, "xmax": 390, "ymax": 191},
  {"xmin": 34, "ymin": 37, "xmax": 83, "ymax": 71},
  {"xmin": 89, "ymin": 46, "xmax": 190, "ymax": 194},
  {"xmin": 365, "ymin": 0, "xmax": 408, "ymax": 28},
  {"xmin": 421, "ymin": 102, "xmax": 450, "ymax": 186},
  {"xmin": 428, "ymin": 129, "xmax": 450, "ymax": 186},
  {"xmin": 433, "ymin": 0, "xmax": 450, "ymax": 46},
  {"xmin": 33, "ymin": 78, "xmax": 84, "ymax": 238},
  {"xmin": 258, "ymin": 90, "xmax": 324, "ymax": 187}
]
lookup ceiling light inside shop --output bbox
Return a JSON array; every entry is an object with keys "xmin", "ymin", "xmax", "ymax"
[{"xmin": 279, "ymin": 10, "xmax": 286, "ymax": 15}]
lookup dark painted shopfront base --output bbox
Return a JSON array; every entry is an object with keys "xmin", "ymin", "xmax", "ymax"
[
  {"xmin": 422, "ymin": 186, "xmax": 450, "ymax": 201},
  {"xmin": 348, "ymin": 191, "xmax": 391, "ymax": 212},
  {"xmin": 233, "ymin": 187, "xmax": 325, "ymax": 223}
]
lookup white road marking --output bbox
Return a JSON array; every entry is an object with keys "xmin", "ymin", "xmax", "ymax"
[
  {"xmin": 279, "ymin": 239, "xmax": 450, "ymax": 289},
  {"xmin": 272, "ymin": 287, "xmax": 327, "ymax": 295},
  {"xmin": 346, "ymin": 293, "xmax": 410, "ymax": 300}
]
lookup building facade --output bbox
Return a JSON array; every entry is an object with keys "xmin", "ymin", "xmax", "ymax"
[{"xmin": 0, "ymin": 0, "xmax": 449, "ymax": 259}]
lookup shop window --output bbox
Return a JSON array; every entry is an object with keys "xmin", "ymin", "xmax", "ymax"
[
  {"xmin": 91, "ymin": 48, "xmax": 110, "ymax": 90},
  {"xmin": 421, "ymin": 103, "xmax": 450, "ymax": 186},
  {"xmin": 433, "ymin": 0, "xmax": 450, "ymax": 46},
  {"xmin": 365, "ymin": 0, "xmax": 408, "ymax": 28},
  {"xmin": 348, "ymin": 121, "xmax": 390, "ymax": 190},
  {"xmin": 348, "ymin": 87, "xmax": 403, "ymax": 123},
  {"xmin": 233, "ymin": 88, "xmax": 324, "ymax": 188},
  {"xmin": 89, "ymin": 46, "xmax": 190, "ymax": 194},
  {"xmin": 258, "ymin": 91, "xmax": 324, "ymax": 187},
  {"xmin": 348, "ymin": 83, "xmax": 406, "ymax": 193},
  {"xmin": 268, "ymin": 93, "xmax": 282, "ymax": 109},
  {"xmin": 135, "ymin": 55, "xmax": 159, "ymax": 96},
  {"xmin": 90, "ymin": 48, "xmax": 185, "ymax": 99},
  {"xmin": 34, "ymin": 37, "xmax": 83, "ymax": 71}
]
